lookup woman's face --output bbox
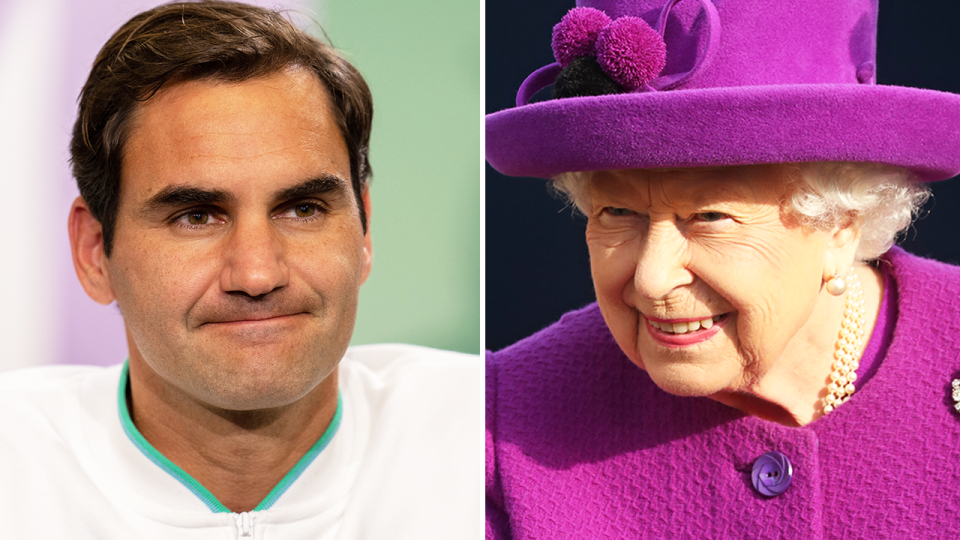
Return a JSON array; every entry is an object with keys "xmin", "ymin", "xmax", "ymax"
[{"xmin": 584, "ymin": 165, "xmax": 831, "ymax": 397}]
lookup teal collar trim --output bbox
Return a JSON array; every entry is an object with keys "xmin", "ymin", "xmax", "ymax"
[{"xmin": 117, "ymin": 361, "xmax": 343, "ymax": 513}]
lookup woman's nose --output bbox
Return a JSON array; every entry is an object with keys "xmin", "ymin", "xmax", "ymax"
[{"xmin": 633, "ymin": 221, "xmax": 692, "ymax": 300}]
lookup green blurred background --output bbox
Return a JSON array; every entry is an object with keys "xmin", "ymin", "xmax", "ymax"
[{"xmin": 319, "ymin": 0, "xmax": 481, "ymax": 354}]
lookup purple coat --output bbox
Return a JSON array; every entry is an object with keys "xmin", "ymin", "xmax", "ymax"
[{"xmin": 486, "ymin": 248, "xmax": 960, "ymax": 539}]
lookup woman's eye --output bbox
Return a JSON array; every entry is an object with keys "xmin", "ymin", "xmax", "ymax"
[
  {"xmin": 696, "ymin": 211, "xmax": 728, "ymax": 223},
  {"xmin": 605, "ymin": 207, "xmax": 634, "ymax": 217}
]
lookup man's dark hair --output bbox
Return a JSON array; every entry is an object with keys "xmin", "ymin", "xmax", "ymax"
[{"xmin": 71, "ymin": 0, "xmax": 373, "ymax": 256}]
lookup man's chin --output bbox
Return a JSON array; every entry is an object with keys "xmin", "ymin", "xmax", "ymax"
[
  {"xmin": 190, "ymin": 369, "xmax": 331, "ymax": 413},
  {"xmin": 156, "ymin": 350, "xmax": 339, "ymax": 413}
]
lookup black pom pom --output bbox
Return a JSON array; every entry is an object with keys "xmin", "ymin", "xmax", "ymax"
[{"xmin": 553, "ymin": 56, "xmax": 625, "ymax": 99}]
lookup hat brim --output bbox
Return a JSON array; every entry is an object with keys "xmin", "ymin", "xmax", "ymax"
[{"xmin": 485, "ymin": 84, "xmax": 960, "ymax": 182}]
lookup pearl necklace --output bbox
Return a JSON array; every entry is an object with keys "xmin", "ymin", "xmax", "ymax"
[{"xmin": 821, "ymin": 269, "xmax": 865, "ymax": 414}]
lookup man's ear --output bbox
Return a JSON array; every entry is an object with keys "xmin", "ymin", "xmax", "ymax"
[
  {"xmin": 821, "ymin": 213, "xmax": 862, "ymax": 282},
  {"xmin": 68, "ymin": 197, "xmax": 117, "ymax": 305},
  {"xmin": 360, "ymin": 187, "xmax": 373, "ymax": 285}
]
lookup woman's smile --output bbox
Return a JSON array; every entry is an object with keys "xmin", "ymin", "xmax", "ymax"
[
  {"xmin": 644, "ymin": 313, "xmax": 730, "ymax": 347},
  {"xmin": 584, "ymin": 165, "xmax": 844, "ymax": 400}
]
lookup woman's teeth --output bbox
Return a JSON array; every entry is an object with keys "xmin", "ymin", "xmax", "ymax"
[{"xmin": 649, "ymin": 315, "xmax": 721, "ymax": 334}]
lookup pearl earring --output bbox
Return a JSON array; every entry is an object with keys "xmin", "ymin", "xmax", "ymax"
[{"xmin": 825, "ymin": 272, "xmax": 846, "ymax": 296}]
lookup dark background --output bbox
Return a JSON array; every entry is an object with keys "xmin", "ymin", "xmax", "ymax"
[{"xmin": 485, "ymin": 0, "xmax": 960, "ymax": 352}]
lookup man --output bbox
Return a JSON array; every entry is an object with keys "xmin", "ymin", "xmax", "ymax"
[{"xmin": 0, "ymin": 2, "xmax": 481, "ymax": 538}]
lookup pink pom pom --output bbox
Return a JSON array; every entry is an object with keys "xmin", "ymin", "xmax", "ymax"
[
  {"xmin": 551, "ymin": 7, "xmax": 612, "ymax": 67},
  {"xmin": 596, "ymin": 16, "xmax": 666, "ymax": 90}
]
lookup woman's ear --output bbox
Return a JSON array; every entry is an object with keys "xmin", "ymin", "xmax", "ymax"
[
  {"xmin": 822, "ymin": 213, "xmax": 863, "ymax": 281},
  {"xmin": 68, "ymin": 197, "xmax": 117, "ymax": 305}
]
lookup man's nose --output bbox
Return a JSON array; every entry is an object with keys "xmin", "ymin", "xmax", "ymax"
[
  {"xmin": 633, "ymin": 220, "xmax": 692, "ymax": 300},
  {"xmin": 220, "ymin": 217, "xmax": 289, "ymax": 297}
]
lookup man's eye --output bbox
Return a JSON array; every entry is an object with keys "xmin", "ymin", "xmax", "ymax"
[
  {"xmin": 184, "ymin": 212, "xmax": 210, "ymax": 225},
  {"xmin": 173, "ymin": 209, "xmax": 224, "ymax": 228},
  {"xmin": 277, "ymin": 202, "xmax": 324, "ymax": 220},
  {"xmin": 294, "ymin": 204, "xmax": 317, "ymax": 218}
]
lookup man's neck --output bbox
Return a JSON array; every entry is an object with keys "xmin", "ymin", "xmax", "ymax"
[{"xmin": 127, "ymin": 358, "xmax": 340, "ymax": 513}]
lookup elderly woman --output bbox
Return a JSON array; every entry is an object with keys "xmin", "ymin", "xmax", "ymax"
[{"xmin": 485, "ymin": 0, "xmax": 960, "ymax": 538}]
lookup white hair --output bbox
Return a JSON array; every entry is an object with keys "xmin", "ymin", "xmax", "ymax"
[
  {"xmin": 552, "ymin": 162, "xmax": 930, "ymax": 261},
  {"xmin": 787, "ymin": 162, "xmax": 929, "ymax": 260}
]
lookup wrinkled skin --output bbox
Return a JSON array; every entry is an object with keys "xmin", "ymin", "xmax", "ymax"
[{"xmin": 581, "ymin": 165, "xmax": 881, "ymax": 425}]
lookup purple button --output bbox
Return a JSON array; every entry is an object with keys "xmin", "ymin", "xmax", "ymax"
[{"xmin": 751, "ymin": 451, "xmax": 793, "ymax": 497}]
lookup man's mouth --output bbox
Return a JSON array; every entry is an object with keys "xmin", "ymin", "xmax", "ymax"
[{"xmin": 201, "ymin": 312, "xmax": 308, "ymax": 326}]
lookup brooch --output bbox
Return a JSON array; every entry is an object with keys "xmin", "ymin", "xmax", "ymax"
[{"xmin": 953, "ymin": 380, "xmax": 960, "ymax": 412}]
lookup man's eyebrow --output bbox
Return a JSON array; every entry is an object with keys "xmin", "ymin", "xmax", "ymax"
[
  {"xmin": 274, "ymin": 175, "xmax": 350, "ymax": 202},
  {"xmin": 140, "ymin": 185, "xmax": 233, "ymax": 215},
  {"xmin": 138, "ymin": 175, "xmax": 348, "ymax": 216}
]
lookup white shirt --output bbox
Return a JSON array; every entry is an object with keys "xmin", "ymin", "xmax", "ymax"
[{"xmin": 0, "ymin": 344, "xmax": 483, "ymax": 539}]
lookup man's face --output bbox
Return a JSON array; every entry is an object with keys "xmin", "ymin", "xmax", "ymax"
[{"xmin": 104, "ymin": 69, "xmax": 371, "ymax": 411}]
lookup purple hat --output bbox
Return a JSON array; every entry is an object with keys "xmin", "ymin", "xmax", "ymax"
[{"xmin": 486, "ymin": 0, "xmax": 960, "ymax": 181}]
